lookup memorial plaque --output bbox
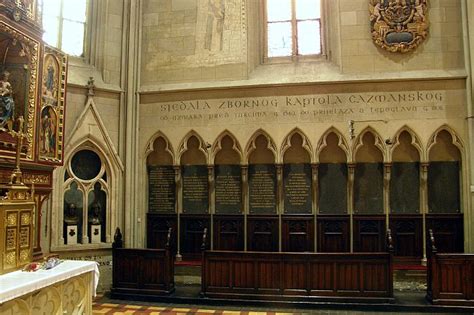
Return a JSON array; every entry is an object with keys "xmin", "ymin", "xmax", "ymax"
[
  {"xmin": 148, "ymin": 166, "xmax": 176, "ymax": 213},
  {"xmin": 249, "ymin": 164, "xmax": 277, "ymax": 214},
  {"xmin": 215, "ymin": 165, "xmax": 242, "ymax": 214},
  {"xmin": 182, "ymin": 165, "xmax": 209, "ymax": 214},
  {"xmin": 318, "ymin": 163, "xmax": 348, "ymax": 214},
  {"xmin": 390, "ymin": 162, "xmax": 420, "ymax": 214},
  {"xmin": 283, "ymin": 164, "xmax": 312, "ymax": 214},
  {"xmin": 428, "ymin": 161, "xmax": 460, "ymax": 213},
  {"xmin": 354, "ymin": 163, "xmax": 383, "ymax": 214}
]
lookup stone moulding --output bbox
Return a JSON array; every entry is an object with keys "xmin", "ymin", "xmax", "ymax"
[{"xmin": 369, "ymin": 0, "xmax": 429, "ymax": 53}]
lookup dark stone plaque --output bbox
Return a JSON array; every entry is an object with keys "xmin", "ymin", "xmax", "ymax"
[
  {"xmin": 283, "ymin": 164, "xmax": 312, "ymax": 214},
  {"xmin": 390, "ymin": 162, "xmax": 420, "ymax": 214},
  {"xmin": 354, "ymin": 163, "xmax": 383, "ymax": 214},
  {"xmin": 148, "ymin": 165, "xmax": 176, "ymax": 213},
  {"xmin": 318, "ymin": 163, "xmax": 348, "ymax": 214},
  {"xmin": 215, "ymin": 165, "xmax": 242, "ymax": 214},
  {"xmin": 248, "ymin": 164, "xmax": 277, "ymax": 214},
  {"xmin": 182, "ymin": 165, "xmax": 209, "ymax": 214},
  {"xmin": 428, "ymin": 161, "xmax": 460, "ymax": 213}
]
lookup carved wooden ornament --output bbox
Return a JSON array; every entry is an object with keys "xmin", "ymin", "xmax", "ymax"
[{"xmin": 369, "ymin": 0, "xmax": 429, "ymax": 53}]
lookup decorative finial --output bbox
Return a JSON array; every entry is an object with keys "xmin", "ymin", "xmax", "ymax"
[
  {"xmin": 8, "ymin": 116, "xmax": 26, "ymax": 185},
  {"xmin": 86, "ymin": 77, "xmax": 95, "ymax": 97}
]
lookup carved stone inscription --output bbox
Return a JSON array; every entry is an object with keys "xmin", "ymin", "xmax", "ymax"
[
  {"xmin": 182, "ymin": 165, "xmax": 209, "ymax": 214},
  {"xmin": 148, "ymin": 165, "xmax": 176, "ymax": 213},
  {"xmin": 248, "ymin": 164, "xmax": 276, "ymax": 214},
  {"xmin": 283, "ymin": 164, "xmax": 312, "ymax": 214},
  {"xmin": 144, "ymin": 89, "xmax": 466, "ymax": 128},
  {"xmin": 215, "ymin": 165, "xmax": 242, "ymax": 214}
]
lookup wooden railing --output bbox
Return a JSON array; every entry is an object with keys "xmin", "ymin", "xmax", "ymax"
[
  {"xmin": 201, "ymin": 230, "xmax": 394, "ymax": 303},
  {"xmin": 427, "ymin": 229, "xmax": 474, "ymax": 306},
  {"xmin": 111, "ymin": 228, "xmax": 175, "ymax": 298}
]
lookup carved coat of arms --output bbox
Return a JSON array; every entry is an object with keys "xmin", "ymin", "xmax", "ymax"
[{"xmin": 369, "ymin": 0, "xmax": 429, "ymax": 53}]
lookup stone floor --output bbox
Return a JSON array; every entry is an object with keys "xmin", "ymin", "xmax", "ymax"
[{"xmin": 93, "ymin": 265, "xmax": 474, "ymax": 314}]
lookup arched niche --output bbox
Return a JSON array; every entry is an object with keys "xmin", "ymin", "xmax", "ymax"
[
  {"xmin": 179, "ymin": 133, "xmax": 209, "ymax": 214},
  {"xmin": 427, "ymin": 128, "xmax": 462, "ymax": 215},
  {"xmin": 353, "ymin": 130, "xmax": 384, "ymax": 215},
  {"xmin": 281, "ymin": 132, "xmax": 312, "ymax": 215},
  {"xmin": 147, "ymin": 135, "xmax": 174, "ymax": 166},
  {"xmin": 317, "ymin": 131, "xmax": 348, "ymax": 215},
  {"xmin": 390, "ymin": 129, "xmax": 421, "ymax": 214},
  {"xmin": 213, "ymin": 133, "xmax": 242, "ymax": 215},
  {"xmin": 246, "ymin": 132, "xmax": 277, "ymax": 216},
  {"xmin": 146, "ymin": 134, "xmax": 176, "ymax": 214}
]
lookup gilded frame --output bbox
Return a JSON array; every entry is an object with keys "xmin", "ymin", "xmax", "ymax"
[{"xmin": 0, "ymin": 21, "xmax": 39, "ymax": 161}]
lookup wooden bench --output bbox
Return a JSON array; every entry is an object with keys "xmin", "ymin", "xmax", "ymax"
[
  {"xmin": 111, "ymin": 228, "xmax": 175, "ymax": 298},
  {"xmin": 201, "ymin": 230, "xmax": 394, "ymax": 303},
  {"xmin": 427, "ymin": 229, "xmax": 474, "ymax": 306}
]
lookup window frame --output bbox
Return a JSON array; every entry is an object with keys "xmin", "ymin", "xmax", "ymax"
[
  {"xmin": 41, "ymin": 0, "xmax": 90, "ymax": 59},
  {"xmin": 262, "ymin": 0, "xmax": 326, "ymax": 63}
]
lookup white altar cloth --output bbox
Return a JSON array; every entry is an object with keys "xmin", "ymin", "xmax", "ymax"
[{"xmin": 0, "ymin": 260, "xmax": 99, "ymax": 304}]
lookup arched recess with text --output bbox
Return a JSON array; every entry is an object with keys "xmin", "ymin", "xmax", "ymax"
[
  {"xmin": 353, "ymin": 127, "xmax": 386, "ymax": 252},
  {"xmin": 316, "ymin": 128, "xmax": 350, "ymax": 253},
  {"xmin": 178, "ymin": 131, "xmax": 210, "ymax": 259},
  {"xmin": 388, "ymin": 127, "xmax": 423, "ymax": 261},
  {"xmin": 145, "ymin": 132, "xmax": 177, "ymax": 251},
  {"xmin": 281, "ymin": 129, "xmax": 314, "ymax": 252},
  {"xmin": 426, "ymin": 126, "xmax": 464, "ymax": 253},
  {"xmin": 245, "ymin": 130, "xmax": 278, "ymax": 252},
  {"xmin": 211, "ymin": 131, "xmax": 244, "ymax": 250}
]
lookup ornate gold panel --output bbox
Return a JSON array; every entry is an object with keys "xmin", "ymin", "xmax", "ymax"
[
  {"xmin": 39, "ymin": 47, "xmax": 67, "ymax": 164},
  {"xmin": 6, "ymin": 228, "xmax": 16, "ymax": 250},
  {"xmin": 5, "ymin": 251, "xmax": 16, "ymax": 267},
  {"xmin": 0, "ymin": 22, "xmax": 39, "ymax": 161},
  {"xmin": 19, "ymin": 226, "xmax": 29, "ymax": 247},
  {"xmin": 19, "ymin": 248, "xmax": 29, "ymax": 263},
  {"xmin": 6, "ymin": 212, "xmax": 17, "ymax": 226},
  {"xmin": 20, "ymin": 211, "xmax": 30, "ymax": 225}
]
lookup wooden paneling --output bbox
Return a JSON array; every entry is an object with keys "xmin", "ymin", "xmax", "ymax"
[
  {"xmin": 202, "ymin": 250, "xmax": 394, "ymax": 303},
  {"xmin": 427, "ymin": 231, "xmax": 474, "ymax": 306},
  {"xmin": 353, "ymin": 216, "xmax": 386, "ymax": 252},
  {"xmin": 146, "ymin": 213, "xmax": 177, "ymax": 252},
  {"xmin": 111, "ymin": 248, "xmax": 174, "ymax": 297},
  {"xmin": 213, "ymin": 215, "xmax": 244, "ymax": 251},
  {"xmin": 180, "ymin": 215, "xmax": 210, "ymax": 259},
  {"xmin": 282, "ymin": 216, "xmax": 314, "ymax": 252},
  {"xmin": 389, "ymin": 215, "xmax": 422, "ymax": 261},
  {"xmin": 317, "ymin": 216, "xmax": 349, "ymax": 252},
  {"xmin": 426, "ymin": 214, "xmax": 463, "ymax": 253},
  {"xmin": 247, "ymin": 216, "xmax": 278, "ymax": 252}
]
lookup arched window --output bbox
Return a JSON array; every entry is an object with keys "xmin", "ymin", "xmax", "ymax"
[
  {"xmin": 41, "ymin": 0, "xmax": 88, "ymax": 56},
  {"xmin": 63, "ymin": 149, "xmax": 109, "ymax": 245},
  {"xmin": 264, "ymin": 0, "xmax": 323, "ymax": 59}
]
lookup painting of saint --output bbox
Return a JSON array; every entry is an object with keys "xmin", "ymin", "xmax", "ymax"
[
  {"xmin": 40, "ymin": 106, "xmax": 56, "ymax": 157},
  {"xmin": 42, "ymin": 55, "xmax": 59, "ymax": 106},
  {"xmin": 0, "ymin": 71, "xmax": 15, "ymax": 127},
  {"xmin": 205, "ymin": 0, "xmax": 226, "ymax": 51}
]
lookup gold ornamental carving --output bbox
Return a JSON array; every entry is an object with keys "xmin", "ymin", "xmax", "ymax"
[
  {"xmin": 20, "ymin": 211, "xmax": 30, "ymax": 224},
  {"xmin": 0, "ymin": 21, "xmax": 39, "ymax": 160},
  {"xmin": 369, "ymin": 0, "xmax": 429, "ymax": 53},
  {"xmin": 7, "ymin": 212, "xmax": 17, "ymax": 225},
  {"xmin": 5, "ymin": 251, "xmax": 16, "ymax": 266}
]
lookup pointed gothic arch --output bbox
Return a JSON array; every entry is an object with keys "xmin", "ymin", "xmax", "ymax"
[
  {"xmin": 177, "ymin": 130, "xmax": 209, "ymax": 165},
  {"xmin": 245, "ymin": 129, "xmax": 278, "ymax": 164},
  {"xmin": 145, "ymin": 132, "xmax": 175, "ymax": 166},
  {"xmin": 390, "ymin": 126, "xmax": 423, "ymax": 162},
  {"xmin": 316, "ymin": 127, "xmax": 350, "ymax": 163},
  {"xmin": 353, "ymin": 127, "xmax": 386, "ymax": 163},
  {"xmin": 281, "ymin": 128, "xmax": 313, "ymax": 163},
  {"xmin": 211, "ymin": 130, "xmax": 243, "ymax": 165}
]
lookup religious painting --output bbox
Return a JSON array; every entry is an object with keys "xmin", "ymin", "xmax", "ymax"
[
  {"xmin": 39, "ymin": 106, "xmax": 57, "ymax": 158},
  {"xmin": 369, "ymin": 0, "xmax": 429, "ymax": 53},
  {"xmin": 0, "ymin": 23, "xmax": 39, "ymax": 161},
  {"xmin": 39, "ymin": 46, "xmax": 67, "ymax": 164}
]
